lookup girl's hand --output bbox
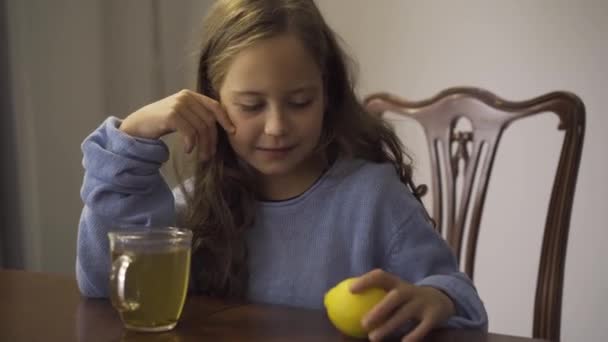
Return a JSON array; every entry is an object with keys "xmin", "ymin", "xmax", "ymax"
[
  {"xmin": 119, "ymin": 89, "xmax": 235, "ymax": 160},
  {"xmin": 350, "ymin": 269, "xmax": 456, "ymax": 342}
]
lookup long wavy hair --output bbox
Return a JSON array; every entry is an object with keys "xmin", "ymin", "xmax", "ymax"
[{"xmin": 178, "ymin": 0, "xmax": 417, "ymax": 299}]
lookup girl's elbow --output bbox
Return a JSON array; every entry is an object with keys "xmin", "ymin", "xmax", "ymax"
[
  {"xmin": 76, "ymin": 262, "xmax": 108, "ymax": 298},
  {"xmin": 77, "ymin": 278, "xmax": 106, "ymax": 298}
]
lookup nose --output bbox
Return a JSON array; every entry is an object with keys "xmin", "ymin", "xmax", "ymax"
[{"xmin": 263, "ymin": 107, "xmax": 289, "ymax": 137}]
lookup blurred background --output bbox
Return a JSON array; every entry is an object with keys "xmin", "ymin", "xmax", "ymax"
[{"xmin": 1, "ymin": 0, "xmax": 606, "ymax": 340}]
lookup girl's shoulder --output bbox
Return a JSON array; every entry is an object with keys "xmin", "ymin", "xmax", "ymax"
[
  {"xmin": 328, "ymin": 158, "xmax": 408, "ymax": 194},
  {"xmin": 325, "ymin": 158, "xmax": 427, "ymax": 235},
  {"xmin": 326, "ymin": 158, "xmax": 421, "ymax": 213}
]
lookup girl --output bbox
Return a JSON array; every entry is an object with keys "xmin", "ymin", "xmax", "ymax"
[{"xmin": 76, "ymin": 0, "xmax": 488, "ymax": 340}]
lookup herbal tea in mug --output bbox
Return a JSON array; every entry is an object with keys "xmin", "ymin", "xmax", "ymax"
[{"xmin": 108, "ymin": 227, "xmax": 192, "ymax": 332}]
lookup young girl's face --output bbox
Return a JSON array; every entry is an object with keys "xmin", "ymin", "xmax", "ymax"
[{"xmin": 219, "ymin": 34, "xmax": 325, "ymax": 178}]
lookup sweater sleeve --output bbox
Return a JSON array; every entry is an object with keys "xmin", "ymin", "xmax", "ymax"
[
  {"xmin": 385, "ymin": 199, "xmax": 489, "ymax": 331},
  {"xmin": 75, "ymin": 116, "xmax": 176, "ymax": 297}
]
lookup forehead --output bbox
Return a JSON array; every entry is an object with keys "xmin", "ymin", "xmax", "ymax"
[{"xmin": 221, "ymin": 34, "xmax": 322, "ymax": 94}]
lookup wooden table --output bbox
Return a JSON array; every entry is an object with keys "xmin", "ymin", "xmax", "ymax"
[{"xmin": 0, "ymin": 270, "xmax": 547, "ymax": 341}]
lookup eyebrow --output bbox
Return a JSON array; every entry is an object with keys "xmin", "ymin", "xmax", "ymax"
[
  {"xmin": 231, "ymin": 91, "xmax": 263, "ymax": 97},
  {"xmin": 231, "ymin": 85, "xmax": 319, "ymax": 97}
]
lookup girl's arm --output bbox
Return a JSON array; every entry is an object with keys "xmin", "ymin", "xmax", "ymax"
[
  {"xmin": 350, "ymin": 179, "xmax": 488, "ymax": 341},
  {"xmin": 76, "ymin": 90, "xmax": 232, "ymax": 297},
  {"xmin": 386, "ymin": 210, "xmax": 488, "ymax": 330},
  {"xmin": 76, "ymin": 117, "xmax": 176, "ymax": 297}
]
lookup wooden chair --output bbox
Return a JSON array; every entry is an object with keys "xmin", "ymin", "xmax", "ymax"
[{"xmin": 363, "ymin": 87, "xmax": 585, "ymax": 341}]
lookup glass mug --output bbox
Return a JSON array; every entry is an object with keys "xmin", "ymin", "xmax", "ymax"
[{"xmin": 108, "ymin": 227, "xmax": 192, "ymax": 332}]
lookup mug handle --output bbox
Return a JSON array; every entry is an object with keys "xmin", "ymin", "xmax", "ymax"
[{"xmin": 110, "ymin": 255, "xmax": 140, "ymax": 311}]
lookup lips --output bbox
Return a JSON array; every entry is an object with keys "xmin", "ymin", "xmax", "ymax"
[
  {"xmin": 256, "ymin": 146, "xmax": 294, "ymax": 152},
  {"xmin": 256, "ymin": 145, "xmax": 296, "ymax": 158}
]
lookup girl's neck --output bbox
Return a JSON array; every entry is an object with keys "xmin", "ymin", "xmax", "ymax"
[{"xmin": 257, "ymin": 153, "xmax": 328, "ymax": 201}]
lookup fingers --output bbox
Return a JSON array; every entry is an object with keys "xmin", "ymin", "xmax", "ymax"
[
  {"xmin": 182, "ymin": 97, "xmax": 216, "ymax": 159},
  {"xmin": 181, "ymin": 104, "xmax": 213, "ymax": 159},
  {"xmin": 348, "ymin": 270, "xmax": 450, "ymax": 342},
  {"xmin": 170, "ymin": 114, "xmax": 198, "ymax": 154},
  {"xmin": 401, "ymin": 315, "xmax": 435, "ymax": 342},
  {"xmin": 174, "ymin": 90, "xmax": 224, "ymax": 160},
  {"xmin": 350, "ymin": 269, "xmax": 400, "ymax": 293},
  {"xmin": 362, "ymin": 288, "xmax": 411, "ymax": 331},
  {"xmin": 368, "ymin": 302, "xmax": 419, "ymax": 341},
  {"xmin": 188, "ymin": 90, "xmax": 235, "ymax": 133}
]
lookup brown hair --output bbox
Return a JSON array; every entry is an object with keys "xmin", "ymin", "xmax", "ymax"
[{"xmin": 179, "ymin": 0, "xmax": 416, "ymax": 299}]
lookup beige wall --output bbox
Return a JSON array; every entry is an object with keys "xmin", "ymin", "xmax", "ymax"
[
  {"xmin": 5, "ymin": 0, "xmax": 212, "ymax": 273},
  {"xmin": 7, "ymin": 0, "xmax": 105, "ymax": 272},
  {"xmin": 317, "ymin": 0, "xmax": 608, "ymax": 340}
]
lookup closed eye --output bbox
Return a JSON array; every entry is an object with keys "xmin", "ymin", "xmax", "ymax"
[
  {"xmin": 239, "ymin": 103, "xmax": 265, "ymax": 112},
  {"xmin": 289, "ymin": 99, "xmax": 312, "ymax": 108}
]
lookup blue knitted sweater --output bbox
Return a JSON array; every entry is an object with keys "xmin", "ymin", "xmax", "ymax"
[{"xmin": 76, "ymin": 117, "xmax": 487, "ymax": 330}]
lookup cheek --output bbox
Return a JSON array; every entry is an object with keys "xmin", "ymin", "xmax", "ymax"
[
  {"xmin": 227, "ymin": 129, "xmax": 250, "ymax": 151},
  {"xmin": 226, "ymin": 117, "xmax": 259, "ymax": 151},
  {"xmin": 303, "ymin": 106, "xmax": 325, "ymax": 138}
]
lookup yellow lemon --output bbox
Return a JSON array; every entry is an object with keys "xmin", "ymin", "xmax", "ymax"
[{"xmin": 323, "ymin": 277, "xmax": 387, "ymax": 338}]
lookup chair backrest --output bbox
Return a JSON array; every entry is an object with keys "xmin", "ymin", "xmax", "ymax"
[{"xmin": 363, "ymin": 87, "xmax": 585, "ymax": 341}]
